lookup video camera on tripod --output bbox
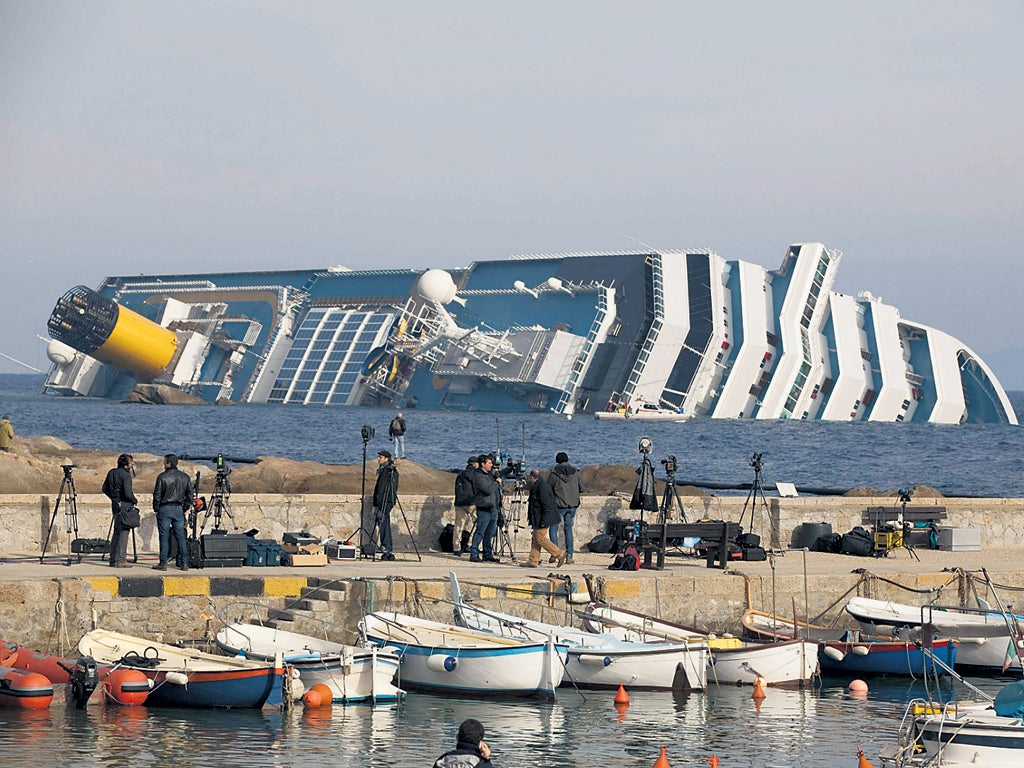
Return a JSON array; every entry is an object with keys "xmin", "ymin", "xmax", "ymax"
[{"xmin": 750, "ymin": 452, "xmax": 764, "ymax": 472}]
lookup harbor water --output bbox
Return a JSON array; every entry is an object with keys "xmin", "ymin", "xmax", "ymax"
[
  {"xmin": 1, "ymin": 374, "xmax": 1023, "ymax": 497},
  {"xmin": 0, "ymin": 677, "xmax": 1010, "ymax": 768}
]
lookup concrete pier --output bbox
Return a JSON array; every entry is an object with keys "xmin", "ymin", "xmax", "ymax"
[{"xmin": 2, "ymin": 492, "xmax": 1023, "ymax": 652}]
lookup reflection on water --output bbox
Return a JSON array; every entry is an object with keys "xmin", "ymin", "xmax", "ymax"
[{"xmin": 0, "ymin": 676, "xmax": 1005, "ymax": 768}]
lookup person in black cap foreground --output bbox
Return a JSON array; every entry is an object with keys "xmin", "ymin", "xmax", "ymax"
[
  {"xmin": 372, "ymin": 449, "xmax": 399, "ymax": 560},
  {"xmin": 452, "ymin": 455, "xmax": 478, "ymax": 555},
  {"xmin": 433, "ymin": 718, "xmax": 494, "ymax": 768}
]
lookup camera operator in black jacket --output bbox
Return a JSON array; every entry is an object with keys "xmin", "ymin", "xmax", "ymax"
[
  {"xmin": 102, "ymin": 453, "xmax": 136, "ymax": 568},
  {"xmin": 372, "ymin": 450, "xmax": 399, "ymax": 560}
]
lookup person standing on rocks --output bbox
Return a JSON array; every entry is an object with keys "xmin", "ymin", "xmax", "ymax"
[
  {"xmin": 452, "ymin": 455, "xmax": 478, "ymax": 555},
  {"xmin": 152, "ymin": 454, "xmax": 193, "ymax": 571},
  {"xmin": 548, "ymin": 451, "xmax": 583, "ymax": 565},
  {"xmin": 520, "ymin": 469, "xmax": 566, "ymax": 568},
  {"xmin": 0, "ymin": 414, "xmax": 14, "ymax": 452},
  {"xmin": 102, "ymin": 453, "xmax": 136, "ymax": 568},
  {"xmin": 389, "ymin": 412, "xmax": 407, "ymax": 458}
]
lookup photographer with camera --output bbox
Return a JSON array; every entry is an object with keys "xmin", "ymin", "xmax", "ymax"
[
  {"xmin": 452, "ymin": 456, "xmax": 479, "ymax": 556},
  {"xmin": 101, "ymin": 453, "xmax": 136, "ymax": 568},
  {"xmin": 520, "ymin": 469, "xmax": 566, "ymax": 568},
  {"xmin": 372, "ymin": 450, "xmax": 399, "ymax": 561},
  {"xmin": 547, "ymin": 451, "xmax": 583, "ymax": 565},
  {"xmin": 468, "ymin": 454, "xmax": 502, "ymax": 563},
  {"xmin": 152, "ymin": 454, "xmax": 194, "ymax": 571}
]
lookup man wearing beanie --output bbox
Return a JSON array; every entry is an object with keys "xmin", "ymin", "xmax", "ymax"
[
  {"xmin": 433, "ymin": 718, "xmax": 494, "ymax": 767},
  {"xmin": 547, "ymin": 451, "xmax": 583, "ymax": 564}
]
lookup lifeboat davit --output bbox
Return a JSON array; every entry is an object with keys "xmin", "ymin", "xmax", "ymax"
[{"xmin": 0, "ymin": 666, "xmax": 54, "ymax": 709}]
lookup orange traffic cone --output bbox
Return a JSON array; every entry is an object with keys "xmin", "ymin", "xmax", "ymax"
[
  {"xmin": 856, "ymin": 748, "xmax": 875, "ymax": 768},
  {"xmin": 752, "ymin": 677, "xmax": 766, "ymax": 700},
  {"xmin": 614, "ymin": 682, "xmax": 630, "ymax": 705},
  {"xmin": 651, "ymin": 745, "xmax": 671, "ymax": 768}
]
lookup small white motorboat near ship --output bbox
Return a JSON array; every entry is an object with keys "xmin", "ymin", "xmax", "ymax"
[
  {"xmin": 595, "ymin": 398, "xmax": 689, "ymax": 422},
  {"xmin": 449, "ymin": 572, "xmax": 708, "ymax": 691},
  {"xmin": 215, "ymin": 623, "xmax": 404, "ymax": 703},
  {"xmin": 360, "ymin": 611, "xmax": 568, "ymax": 699}
]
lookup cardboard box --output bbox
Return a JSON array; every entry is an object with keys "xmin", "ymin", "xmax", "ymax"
[
  {"xmin": 283, "ymin": 542, "xmax": 324, "ymax": 555},
  {"xmin": 285, "ymin": 552, "xmax": 329, "ymax": 567}
]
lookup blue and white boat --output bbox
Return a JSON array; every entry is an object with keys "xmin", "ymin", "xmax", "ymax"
[
  {"xmin": 214, "ymin": 623, "xmax": 404, "ymax": 704},
  {"xmin": 449, "ymin": 572, "xmax": 707, "ymax": 691},
  {"xmin": 79, "ymin": 628, "xmax": 290, "ymax": 709},
  {"xmin": 360, "ymin": 611, "xmax": 567, "ymax": 699}
]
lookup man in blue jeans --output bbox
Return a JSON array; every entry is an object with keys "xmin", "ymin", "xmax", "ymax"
[
  {"xmin": 152, "ymin": 453, "xmax": 194, "ymax": 571},
  {"xmin": 548, "ymin": 451, "xmax": 583, "ymax": 564},
  {"xmin": 469, "ymin": 454, "xmax": 502, "ymax": 563}
]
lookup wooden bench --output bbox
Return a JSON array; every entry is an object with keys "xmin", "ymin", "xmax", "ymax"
[
  {"xmin": 642, "ymin": 521, "xmax": 741, "ymax": 571},
  {"xmin": 861, "ymin": 506, "xmax": 947, "ymax": 550}
]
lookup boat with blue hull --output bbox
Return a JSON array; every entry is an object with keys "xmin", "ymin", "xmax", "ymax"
[
  {"xmin": 360, "ymin": 611, "xmax": 567, "ymax": 699},
  {"xmin": 79, "ymin": 629, "xmax": 290, "ymax": 709},
  {"xmin": 741, "ymin": 609, "xmax": 958, "ymax": 677}
]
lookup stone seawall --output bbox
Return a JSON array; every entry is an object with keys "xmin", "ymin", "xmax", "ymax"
[{"xmin": 3, "ymin": 492, "xmax": 1022, "ymax": 555}]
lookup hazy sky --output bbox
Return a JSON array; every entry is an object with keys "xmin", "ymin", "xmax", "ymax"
[{"xmin": 3, "ymin": 2, "xmax": 1023, "ymax": 386}]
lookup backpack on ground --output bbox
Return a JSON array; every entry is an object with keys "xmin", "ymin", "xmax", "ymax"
[
  {"xmin": 840, "ymin": 526, "xmax": 874, "ymax": 557},
  {"xmin": 609, "ymin": 541, "xmax": 641, "ymax": 571},
  {"xmin": 438, "ymin": 523, "xmax": 455, "ymax": 553},
  {"xmin": 587, "ymin": 533, "xmax": 617, "ymax": 554},
  {"xmin": 814, "ymin": 532, "xmax": 843, "ymax": 553}
]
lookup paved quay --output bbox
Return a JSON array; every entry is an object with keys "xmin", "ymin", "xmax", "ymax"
[{"xmin": 3, "ymin": 543, "xmax": 1024, "ymax": 652}]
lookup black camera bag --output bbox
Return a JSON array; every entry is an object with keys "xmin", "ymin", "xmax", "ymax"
[{"xmin": 840, "ymin": 526, "xmax": 874, "ymax": 557}]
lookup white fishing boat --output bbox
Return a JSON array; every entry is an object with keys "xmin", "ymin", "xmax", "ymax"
[
  {"xmin": 360, "ymin": 611, "xmax": 568, "ymax": 699},
  {"xmin": 581, "ymin": 603, "xmax": 818, "ymax": 687},
  {"xmin": 79, "ymin": 628, "xmax": 291, "ymax": 708},
  {"xmin": 879, "ymin": 681, "xmax": 1024, "ymax": 767},
  {"xmin": 595, "ymin": 399, "xmax": 689, "ymax": 422},
  {"xmin": 846, "ymin": 596, "xmax": 1023, "ymax": 672},
  {"xmin": 215, "ymin": 623, "xmax": 404, "ymax": 704},
  {"xmin": 448, "ymin": 572, "xmax": 707, "ymax": 691}
]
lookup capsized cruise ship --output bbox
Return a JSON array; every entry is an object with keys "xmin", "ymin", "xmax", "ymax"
[{"xmin": 42, "ymin": 243, "xmax": 1017, "ymax": 424}]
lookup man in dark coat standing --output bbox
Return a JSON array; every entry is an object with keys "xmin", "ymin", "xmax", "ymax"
[
  {"xmin": 521, "ymin": 469, "xmax": 566, "ymax": 568},
  {"xmin": 372, "ymin": 449, "xmax": 399, "ymax": 561},
  {"xmin": 547, "ymin": 451, "xmax": 584, "ymax": 564},
  {"xmin": 152, "ymin": 453, "xmax": 193, "ymax": 571},
  {"xmin": 102, "ymin": 453, "xmax": 136, "ymax": 568},
  {"xmin": 468, "ymin": 454, "xmax": 501, "ymax": 563}
]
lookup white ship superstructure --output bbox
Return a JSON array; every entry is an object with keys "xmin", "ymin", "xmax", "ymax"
[{"xmin": 41, "ymin": 242, "xmax": 1017, "ymax": 425}]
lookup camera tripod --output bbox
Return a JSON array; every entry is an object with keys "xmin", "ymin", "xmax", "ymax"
[
  {"xmin": 738, "ymin": 453, "xmax": 771, "ymax": 540},
  {"xmin": 40, "ymin": 465, "xmax": 81, "ymax": 565},
  {"xmin": 493, "ymin": 478, "xmax": 525, "ymax": 561},
  {"xmin": 199, "ymin": 465, "xmax": 237, "ymax": 533},
  {"xmin": 875, "ymin": 493, "xmax": 920, "ymax": 561}
]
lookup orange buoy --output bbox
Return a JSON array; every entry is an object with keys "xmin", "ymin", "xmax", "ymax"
[
  {"xmin": 302, "ymin": 688, "xmax": 323, "ymax": 708},
  {"xmin": 708, "ymin": 757, "xmax": 721, "ymax": 768},
  {"xmin": 857, "ymin": 747, "xmax": 875, "ymax": 768},
  {"xmin": 614, "ymin": 701, "xmax": 629, "ymax": 722},
  {"xmin": 103, "ymin": 668, "xmax": 150, "ymax": 706},
  {"xmin": 752, "ymin": 677, "xmax": 766, "ymax": 700},
  {"xmin": 0, "ymin": 667, "xmax": 53, "ymax": 709},
  {"xmin": 309, "ymin": 683, "xmax": 333, "ymax": 706},
  {"xmin": 849, "ymin": 679, "xmax": 869, "ymax": 693},
  {"xmin": 651, "ymin": 745, "xmax": 671, "ymax": 768},
  {"xmin": 614, "ymin": 682, "xmax": 630, "ymax": 705}
]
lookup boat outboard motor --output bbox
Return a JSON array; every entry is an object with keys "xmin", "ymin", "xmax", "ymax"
[{"xmin": 67, "ymin": 656, "xmax": 100, "ymax": 708}]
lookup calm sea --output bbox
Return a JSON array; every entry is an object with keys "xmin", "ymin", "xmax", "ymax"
[
  {"xmin": 0, "ymin": 678, "xmax": 1010, "ymax": 768},
  {"xmin": 1, "ymin": 374, "xmax": 1022, "ymax": 497}
]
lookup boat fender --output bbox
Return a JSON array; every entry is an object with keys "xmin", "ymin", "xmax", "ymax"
[
  {"xmin": 822, "ymin": 646, "xmax": 846, "ymax": 662},
  {"xmin": 578, "ymin": 654, "xmax": 613, "ymax": 667},
  {"xmin": 102, "ymin": 668, "xmax": 150, "ymax": 706},
  {"xmin": 851, "ymin": 645, "xmax": 870, "ymax": 656},
  {"xmin": 164, "ymin": 671, "xmax": 189, "ymax": 686},
  {"xmin": 425, "ymin": 654, "xmax": 458, "ymax": 673}
]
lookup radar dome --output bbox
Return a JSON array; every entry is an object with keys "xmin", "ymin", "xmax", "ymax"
[
  {"xmin": 46, "ymin": 339, "xmax": 77, "ymax": 366},
  {"xmin": 416, "ymin": 269, "xmax": 458, "ymax": 304}
]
